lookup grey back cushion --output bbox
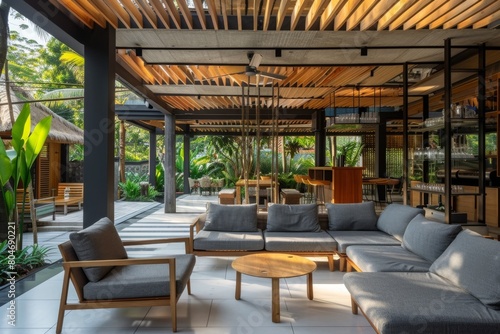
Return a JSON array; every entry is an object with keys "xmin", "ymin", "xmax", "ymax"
[
  {"xmin": 326, "ymin": 202, "xmax": 378, "ymax": 231},
  {"xmin": 69, "ymin": 217, "xmax": 127, "ymax": 282},
  {"xmin": 430, "ymin": 229, "xmax": 500, "ymax": 310},
  {"xmin": 204, "ymin": 203, "xmax": 258, "ymax": 232},
  {"xmin": 402, "ymin": 214, "xmax": 462, "ymax": 262},
  {"xmin": 267, "ymin": 204, "xmax": 321, "ymax": 232},
  {"xmin": 377, "ymin": 204, "xmax": 424, "ymax": 241}
]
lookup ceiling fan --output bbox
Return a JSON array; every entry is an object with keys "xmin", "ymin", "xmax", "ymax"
[
  {"xmin": 242, "ymin": 52, "xmax": 287, "ymax": 80},
  {"xmin": 204, "ymin": 52, "xmax": 287, "ymax": 82}
]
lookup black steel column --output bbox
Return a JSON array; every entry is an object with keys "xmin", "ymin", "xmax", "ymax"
[
  {"xmin": 402, "ymin": 63, "xmax": 409, "ymax": 205},
  {"xmin": 314, "ymin": 110, "xmax": 326, "ymax": 166},
  {"xmin": 183, "ymin": 125, "xmax": 191, "ymax": 194},
  {"xmin": 164, "ymin": 114, "xmax": 176, "ymax": 213},
  {"xmin": 477, "ymin": 43, "xmax": 486, "ymax": 223},
  {"xmin": 444, "ymin": 38, "xmax": 452, "ymax": 224},
  {"xmin": 83, "ymin": 25, "xmax": 115, "ymax": 228},
  {"xmin": 149, "ymin": 130, "xmax": 156, "ymax": 187}
]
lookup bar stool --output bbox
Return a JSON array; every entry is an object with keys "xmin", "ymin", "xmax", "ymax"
[
  {"xmin": 298, "ymin": 175, "xmax": 314, "ymax": 203},
  {"xmin": 303, "ymin": 177, "xmax": 330, "ymax": 206}
]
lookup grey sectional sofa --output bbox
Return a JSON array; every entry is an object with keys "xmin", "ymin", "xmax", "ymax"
[
  {"xmin": 344, "ymin": 229, "xmax": 500, "ymax": 334},
  {"xmin": 189, "ymin": 203, "xmax": 337, "ymax": 270},
  {"xmin": 346, "ymin": 213, "xmax": 463, "ymax": 272},
  {"xmin": 325, "ymin": 202, "xmax": 424, "ymax": 271}
]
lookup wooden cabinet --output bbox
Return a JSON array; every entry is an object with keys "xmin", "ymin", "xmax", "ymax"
[{"xmin": 308, "ymin": 167, "xmax": 363, "ymax": 203}]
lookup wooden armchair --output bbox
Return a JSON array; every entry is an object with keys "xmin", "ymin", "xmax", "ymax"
[{"xmin": 57, "ymin": 218, "xmax": 196, "ymax": 333}]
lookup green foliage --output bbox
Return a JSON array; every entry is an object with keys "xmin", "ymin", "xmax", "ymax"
[
  {"xmin": 0, "ymin": 240, "xmax": 52, "ymax": 285},
  {"xmin": 337, "ymin": 139, "xmax": 364, "ymax": 167},
  {"xmin": 0, "ymin": 105, "xmax": 52, "ymax": 249},
  {"xmin": 155, "ymin": 162, "xmax": 165, "ymax": 192},
  {"xmin": 118, "ymin": 172, "xmax": 158, "ymax": 201}
]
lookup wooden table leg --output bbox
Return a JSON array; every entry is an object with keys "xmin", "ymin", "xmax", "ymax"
[
  {"xmin": 236, "ymin": 186, "xmax": 242, "ymax": 204},
  {"xmin": 307, "ymin": 272, "xmax": 313, "ymax": 300},
  {"xmin": 271, "ymin": 278, "xmax": 280, "ymax": 323},
  {"xmin": 235, "ymin": 271, "xmax": 241, "ymax": 300}
]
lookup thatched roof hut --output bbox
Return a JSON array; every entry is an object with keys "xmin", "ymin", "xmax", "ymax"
[{"xmin": 0, "ymin": 84, "xmax": 83, "ymax": 144}]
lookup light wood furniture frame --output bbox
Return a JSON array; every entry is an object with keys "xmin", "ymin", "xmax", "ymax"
[
  {"xmin": 189, "ymin": 214, "xmax": 336, "ymax": 271},
  {"xmin": 54, "ymin": 182, "xmax": 83, "ymax": 214},
  {"xmin": 57, "ymin": 237, "xmax": 193, "ymax": 333}
]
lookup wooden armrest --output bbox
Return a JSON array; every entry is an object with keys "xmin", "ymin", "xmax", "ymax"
[
  {"xmin": 34, "ymin": 197, "xmax": 56, "ymax": 204},
  {"xmin": 123, "ymin": 237, "xmax": 192, "ymax": 254},
  {"xmin": 63, "ymin": 257, "xmax": 176, "ymax": 268},
  {"xmin": 122, "ymin": 237, "xmax": 190, "ymax": 246}
]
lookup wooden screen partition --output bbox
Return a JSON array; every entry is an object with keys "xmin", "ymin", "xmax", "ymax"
[{"xmin": 308, "ymin": 167, "xmax": 364, "ymax": 203}]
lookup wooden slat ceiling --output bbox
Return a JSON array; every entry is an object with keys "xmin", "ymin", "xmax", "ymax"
[{"xmin": 51, "ymin": 0, "xmax": 500, "ymax": 133}]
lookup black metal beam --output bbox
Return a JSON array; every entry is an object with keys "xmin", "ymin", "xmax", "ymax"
[{"xmin": 6, "ymin": 0, "xmax": 85, "ymax": 55}]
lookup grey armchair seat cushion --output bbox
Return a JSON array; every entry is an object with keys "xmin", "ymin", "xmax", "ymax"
[
  {"xmin": 430, "ymin": 229, "xmax": 500, "ymax": 310},
  {"xmin": 327, "ymin": 230, "xmax": 400, "ymax": 253},
  {"xmin": 83, "ymin": 254, "xmax": 196, "ymax": 300},
  {"xmin": 204, "ymin": 203, "xmax": 258, "ymax": 232},
  {"xmin": 346, "ymin": 245, "xmax": 433, "ymax": 272},
  {"xmin": 266, "ymin": 203, "xmax": 321, "ymax": 232},
  {"xmin": 376, "ymin": 204, "xmax": 424, "ymax": 241},
  {"xmin": 402, "ymin": 214, "xmax": 462, "ymax": 262},
  {"xmin": 69, "ymin": 217, "xmax": 127, "ymax": 282},
  {"xmin": 193, "ymin": 229, "xmax": 265, "ymax": 251},
  {"xmin": 264, "ymin": 231, "xmax": 337, "ymax": 252},
  {"xmin": 326, "ymin": 201, "xmax": 378, "ymax": 231},
  {"xmin": 344, "ymin": 272, "xmax": 500, "ymax": 334}
]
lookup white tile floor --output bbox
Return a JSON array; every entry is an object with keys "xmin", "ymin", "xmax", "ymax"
[
  {"xmin": 1, "ymin": 195, "xmax": 376, "ymax": 333},
  {"xmin": 1, "ymin": 255, "xmax": 375, "ymax": 333}
]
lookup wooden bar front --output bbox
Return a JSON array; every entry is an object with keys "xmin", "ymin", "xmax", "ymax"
[{"xmin": 308, "ymin": 167, "xmax": 363, "ymax": 203}]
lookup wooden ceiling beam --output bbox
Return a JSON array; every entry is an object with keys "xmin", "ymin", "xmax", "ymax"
[
  {"xmin": 388, "ymin": 0, "xmax": 433, "ymax": 31},
  {"xmin": 88, "ymin": 0, "xmax": 119, "ymax": 29},
  {"xmin": 360, "ymin": 0, "xmax": 399, "ymax": 31},
  {"xmin": 58, "ymin": 0, "xmax": 96, "ymax": 28},
  {"xmin": 177, "ymin": 0, "xmax": 194, "ymax": 29},
  {"xmin": 305, "ymin": 0, "xmax": 328, "ymax": 31},
  {"xmin": 120, "ymin": 0, "xmax": 144, "ymax": 28},
  {"xmin": 415, "ymin": 0, "xmax": 468, "ymax": 30},
  {"xmin": 276, "ymin": 0, "xmax": 291, "ymax": 31},
  {"xmin": 73, "ymin": 0, "xmax": 108, "ymax": 27},
  {"xmin": 205, "ymin": 0, "xmax": 219, "ymax": 30},
  {"xmin": 135, "ymin": 0, "xmax": 158, "ymax": 28},
  {"xmin": 193, "ymin": 0, "xmax": 207, "ymax": 29},
  {"xmin": 376, "ymin": 0, "xmax": 419, "ymax": 31},
  {"xmin": 428, "ymin": 0, "xmax": 482, "ymax": 29},
  {"xmin": 334, "ymin": 0, "xmax": 363, "ymax": 31},
  {"xmin": 442, "ymin": 0, "xmax": 496, "ymax": 29},
  {"xmin": 346, "ymin": 0, "xmax": 380, "ymax": 31},
  {"xmin": 319, "ymin": 0, "xmax": 346, "ymax": 30},
  {"xmin": 290, "ymin": 0, "xmax": 308, "ymax": 31},
  {"xmin": 163, "ymin": 0, "xmax": 182, "ymax": 29}
]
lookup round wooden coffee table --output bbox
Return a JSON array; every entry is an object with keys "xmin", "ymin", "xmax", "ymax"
[{"xmin": 232, "ymin": 253, "xmax": 317, "ymax": 323}]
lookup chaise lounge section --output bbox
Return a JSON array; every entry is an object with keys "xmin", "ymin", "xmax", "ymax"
[{"xmin": 344, "ymin": 229, "xmax": 500, "ymax": 333}]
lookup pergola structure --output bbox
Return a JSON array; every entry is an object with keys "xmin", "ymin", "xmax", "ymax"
[{"xmin": 7, "ymin": 0, "xmax": 500, "ymax": 227}]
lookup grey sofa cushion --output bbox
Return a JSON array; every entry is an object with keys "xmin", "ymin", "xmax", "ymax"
[
  {"xmin": 326, "ymin": 201, "xmax": 378, "ymax": 231},
  {"xmin": 267, "ymin": 203, "xmax": 321, "ymax": 232},
  {"xmin": 376, "ymin": 204, "xmax": 424, "ymax": 241},
  {"xmin": 402, "ymin": 214, "xmax": 462, "ymax": 262},
  {"xmin": 430, "ymin": 229, "xmax": 500, "ymax": 310},
  {"xmin": 193, "ymin": 229, "xmax": 264, "ymax": 251},
  {"xmin": 346, "ymin": 245, "xmax": 433, "ymax": 272},
  {"xmin": 344, "ymin": 272, "xmax": 500, "ymax": 334},
  {"xmin": 84, "ymin": 254, "xmax": 196, "ymax": 300},
  {"xmin": 69, "ymin": 217, "xmax": 127, "ymax": 282},
  {"xmin": 204, "ymin": 203, "xmax": 258, "ymax": 232},
  {"xmin": 264, "ymin": 231, "xmax": 337, "ymax": 252},
  {"xmin": 328, "ymin": 230, "xmax": 400, "ymax": 253}
]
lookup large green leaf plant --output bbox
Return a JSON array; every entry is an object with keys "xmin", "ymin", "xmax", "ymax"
[{"xmin": 0, "ymin": 104, "xmax": 52, "ymax": 249}]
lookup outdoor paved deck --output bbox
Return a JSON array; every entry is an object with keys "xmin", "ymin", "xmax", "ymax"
[{"xmin": 1, "ymin": 194, "xmax": 374, "ymax": 334}]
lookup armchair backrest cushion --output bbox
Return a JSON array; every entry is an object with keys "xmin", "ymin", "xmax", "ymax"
[
  {"xmin": 267, "ymin": 203, "xmax": 321, "ymax": 232},
  {"xmin": 376, "ymin": 204, "xmax": 424, "ymax": 241},
  {"xmin": 429, "ymin": 229, "xmax": 500, "ymax": 310},
  {"xmin": 204, "ymin": 203, "xmax": 258, "ymax": 232},
  {"xmin": 402, "ymin": 214, "xmax": 462, "ymax": 262},
  {"xmin": 326, "ymin": 201, "xmax": 378, "ymax": 231},
  {"xmin": 69, "ymin": 217, "xmax": 127, "ymax": 282}
]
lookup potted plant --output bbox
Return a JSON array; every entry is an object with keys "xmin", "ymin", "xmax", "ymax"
[{"xmin": 0, "ymin": 104, "xmax": 52, "ymax": 250}]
